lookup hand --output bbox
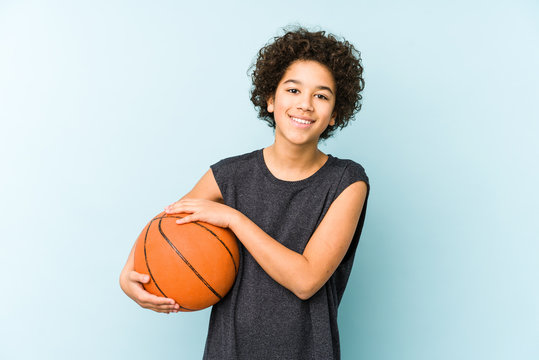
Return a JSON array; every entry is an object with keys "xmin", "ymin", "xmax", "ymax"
[
  {"xmin": 119, "ymin": 269, "xmax": 180, "ymax": 314},
  {"xmin": 164, "ymin": 198, "xmax": 238, "ymax": 229}
]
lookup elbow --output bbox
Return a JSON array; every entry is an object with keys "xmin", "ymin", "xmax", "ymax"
[
  {"xmin": 291, "ymin": 261, "xmax": 325, "ymax": 300},
  {"xmin": 293, "ymin": 281, "xmax": 319, "ymax": 301},
  {"xmin": 295, "ymin": 291, "xmax": 314, "ymax": 301}
]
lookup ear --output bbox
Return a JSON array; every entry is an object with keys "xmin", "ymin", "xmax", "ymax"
[
  {"xmin": 266, "ymin": 96, "xmax": 274, "ymax": 113},
  {"xmin": 329, "ymin": 111, "xmax": 337, "ymax": 126}
]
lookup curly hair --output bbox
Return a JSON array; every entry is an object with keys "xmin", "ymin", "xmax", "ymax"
[{"xmin": 249, "ymin": 26, "xmax": 365, "ymax": 140}]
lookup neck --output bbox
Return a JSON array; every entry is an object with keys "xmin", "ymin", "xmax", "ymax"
[{"xmin": 263, "ymin": 139, "xmax": 328, "ymax": 181}]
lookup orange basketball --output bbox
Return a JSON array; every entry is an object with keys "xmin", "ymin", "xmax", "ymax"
[{"xmin": 134, "ymin": 211, "xmax": 240, "ymax": 312}]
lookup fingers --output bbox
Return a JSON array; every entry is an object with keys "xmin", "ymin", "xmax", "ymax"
[
  {"xmin": 165, "ymin": 202, "xmax": 200, "ymax": 225},
  {"xmin": 136, "ymin": 290, "xmax": 180, "ymax": 314},
  {"xmin": 176, "ymin": 214, "xmax": 195, "ymax": 224},
  {"xmin": 165, "ymin": 199, "xmax": 201, "ymax": 215},
  {"xmin": 127, "ymin": 271, "xmax": 180, "ymax": 313},
  {"xmin": 165, "ymin": 200, "xmax": 184, "ymax": 213},
  {"xmin": 129, "ymin": 270, "xmax": 150, "ymax": 284}
]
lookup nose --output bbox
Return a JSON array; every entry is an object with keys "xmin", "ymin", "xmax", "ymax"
[{"xmin": 296, "ymin": 94, "xmax": 313, "ymax": 112}]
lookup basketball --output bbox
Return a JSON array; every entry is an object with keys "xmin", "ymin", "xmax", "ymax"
[{"xmin": 134, "ymin": 211, "xmax": 240, "ymax": 312}]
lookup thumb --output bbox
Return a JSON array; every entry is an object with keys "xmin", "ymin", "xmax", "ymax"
[
  {"xmin": 139, "ymin": 273, "xmax": 150, "ymax": 283},
  {"xmin": 176, "ymin": 214, "xmax": 196, "ymax": 224},
  {"xmin": 131, "ymin": 271, "xmax": 150, "ymax": 284}
]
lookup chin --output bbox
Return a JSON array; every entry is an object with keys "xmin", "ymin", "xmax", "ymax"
[
  {"xmin": 286, "ymin": 135, "xmax": 319, "ymax": 147},
  {"xmin": 275, "ymin": 126, "xmax": 322, "ymax": 146}
]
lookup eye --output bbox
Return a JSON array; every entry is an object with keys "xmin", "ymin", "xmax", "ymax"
[
  {"xmin": 315, "ymin": 94, "xmax": 329, "ymax": 100},
  {"xmin": 287, "ymin": 88, "xmax": 299, "ymax": 94}
]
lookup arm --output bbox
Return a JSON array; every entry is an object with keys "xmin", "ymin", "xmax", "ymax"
[
  {"xmin": 119, "ymin": 169, "xmax": 222, "ymax": 312},
  {"xmin": 231, "ymin": 180, "xmax": 366, "ymax": 300},
  {"xmin": 167, "ymin": 170, "xmax": 368, "ymax": 300}
]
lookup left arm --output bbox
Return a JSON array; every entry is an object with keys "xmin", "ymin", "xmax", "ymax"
[{"xmin": 166, "ymin": 180, "xmax": 367, "ymax": 300}]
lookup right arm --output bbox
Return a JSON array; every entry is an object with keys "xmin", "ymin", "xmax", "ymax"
[{"xmin": 119, "ymin": 169, "xmax": 223, "ymax": 313}]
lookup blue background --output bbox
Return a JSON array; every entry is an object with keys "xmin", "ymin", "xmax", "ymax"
[{"xmin": 1, "ymin": 0, "xmax": 538, "ymax": 359}]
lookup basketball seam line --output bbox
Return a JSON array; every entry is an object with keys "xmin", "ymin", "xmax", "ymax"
[
  {"xmin": 192, "ymin": 222, "xmax": 239, "ymax": 275},
  {"xmin": 154, "ymin": 213, "xmax": 239, "ymax": 276},
  {"xmin": 144, "ymin": 215, "xmax": 195, "ymax": 312},
  {"xmin": 157, "ymin": 216, "xmax": 223, "ymax": 301},
  {"xmin": 143, "ymin": 221, "xmax": 167, "ymax": 298}
]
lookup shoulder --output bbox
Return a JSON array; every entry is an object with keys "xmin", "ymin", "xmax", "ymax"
[
  {"xmin": 327, "ymin": 155, "xmax": 369, "ymax": 186},
  {"xmin": 208, "ymin": 149, "xmax": 262, "ymax": 204},
  {"xmin": 210, "ymin": 149, "xmax": 262, "ymax": 192},
  {"xmin": 211, "ymin": 149, "xmax": 260, "ymax": 171}
]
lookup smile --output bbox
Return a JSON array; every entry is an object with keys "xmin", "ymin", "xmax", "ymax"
[{"xmin": 289, "ymin": 116, "xmax": 314, "ymax": 126}]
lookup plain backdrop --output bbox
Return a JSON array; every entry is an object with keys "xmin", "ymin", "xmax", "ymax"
[{"xmin": 1, "ymin": 0, "xmax": 538, "ymax": 359}]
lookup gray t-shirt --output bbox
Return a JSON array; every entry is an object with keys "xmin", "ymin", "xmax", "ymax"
[{"xmin": 203, "ymin": 149, "xmax": 370, "ymax": 360}]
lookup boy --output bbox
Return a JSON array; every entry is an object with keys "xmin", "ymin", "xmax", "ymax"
[{"xmin": 120, "ymin": 26, "xmax": 369, "ymax": 359}]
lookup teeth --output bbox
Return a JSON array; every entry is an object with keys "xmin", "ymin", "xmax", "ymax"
[{"xmin": 291, "ymin": 117, "xmax": 313, "ymax": 125}]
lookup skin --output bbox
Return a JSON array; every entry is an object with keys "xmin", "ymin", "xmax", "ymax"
[{"xmin": 119, "ymin": 60, "xmax": 368, "ymax": 312}]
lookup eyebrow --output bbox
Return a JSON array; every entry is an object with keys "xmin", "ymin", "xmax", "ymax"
[{"xmin": 282, "ymin": 79, "xmax": 334, "ymax": 95}]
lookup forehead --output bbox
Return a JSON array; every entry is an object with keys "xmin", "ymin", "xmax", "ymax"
[{"xmin": 279, "ymin": 60, "xmax": 335, "ymax": 90}]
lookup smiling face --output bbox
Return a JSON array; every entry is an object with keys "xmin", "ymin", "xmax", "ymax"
[{"xmin": 266, "ymin": 60, "xmax": 337, "ymax": 147}]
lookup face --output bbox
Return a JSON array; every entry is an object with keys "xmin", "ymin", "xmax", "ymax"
[{"xmin": 266, "ymin": 60, "xmax": 337, "ymax": 146}]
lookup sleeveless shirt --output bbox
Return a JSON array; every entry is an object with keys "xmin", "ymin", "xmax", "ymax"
[{"xmin": 203, "ymin": 149, "xmax": 370, "ymax": 360}]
